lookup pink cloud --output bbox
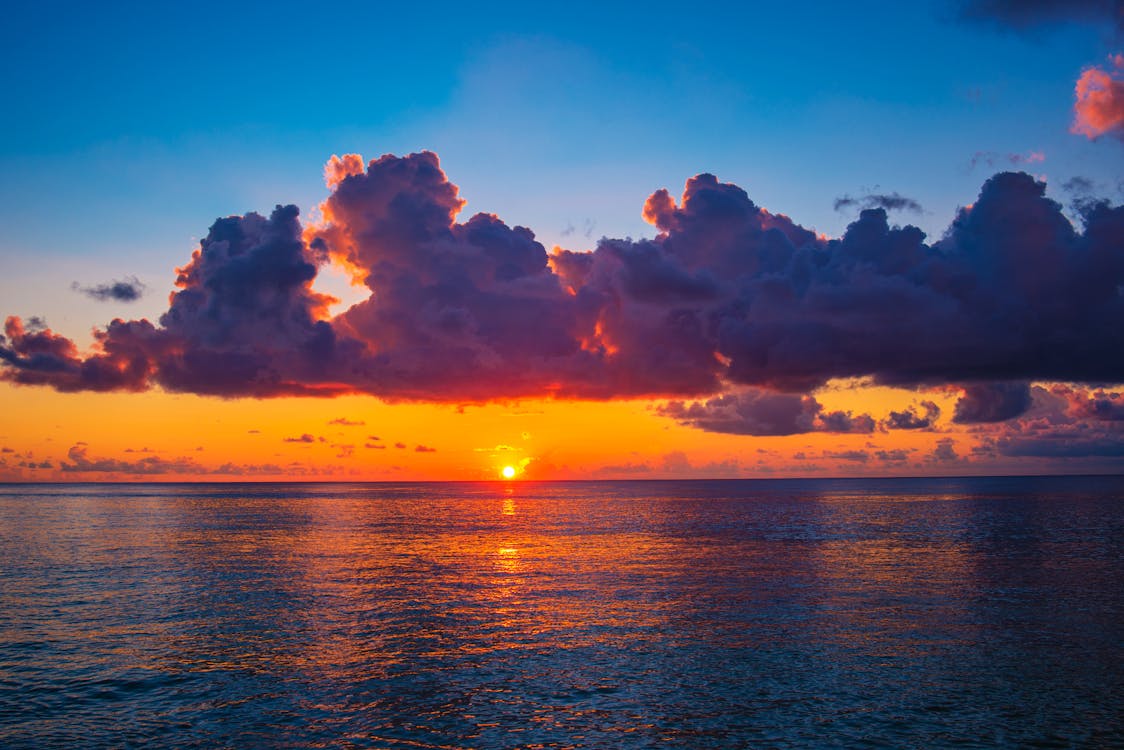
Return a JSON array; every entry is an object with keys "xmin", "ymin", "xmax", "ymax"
[{"xmin": 1072, "ymin": 56, "xmax": 1124, "ymax": 140}]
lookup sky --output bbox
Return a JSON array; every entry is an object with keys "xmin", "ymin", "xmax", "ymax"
[{"xmin": 3, "ymin": 0, "xmax": 1124, "ymax": 481}]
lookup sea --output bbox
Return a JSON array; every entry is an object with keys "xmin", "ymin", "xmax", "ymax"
[{"xmin": 0, "ymin": 476, "xmax": 1122, "ymax": 748}]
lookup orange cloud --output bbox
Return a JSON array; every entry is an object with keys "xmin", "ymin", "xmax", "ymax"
[{"xmin": 1072, "ymin": 55, "xmax": 1124, "ymax": 140}]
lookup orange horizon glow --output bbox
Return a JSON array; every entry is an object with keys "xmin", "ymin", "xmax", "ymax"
[{"xmin": 2, "ymin": 378, "xmax": 1118, "ymax": 483}]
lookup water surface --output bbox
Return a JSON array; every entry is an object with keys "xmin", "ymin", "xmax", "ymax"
[{"xmin": 1, "ymin": 477, "xmax": 1122, "ymax": 747}]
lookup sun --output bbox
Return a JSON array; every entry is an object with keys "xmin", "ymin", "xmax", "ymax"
[{"xmin": 501, "ymin": 465, "xmax": 516, "ymax": 479}]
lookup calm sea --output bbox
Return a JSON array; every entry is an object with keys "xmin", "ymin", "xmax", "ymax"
[{"xmin": 1, "ymin": 477, "xmax": 1122, "ymax": 748}]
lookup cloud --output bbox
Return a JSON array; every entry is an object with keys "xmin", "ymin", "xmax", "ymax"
[
  {"xmin": 823, "ymin": 449, "xmax": 870, "ymax": 463},
  {"xmin": 657, "ymin": 388, "xmax": 874, "ymax": 435},
  {"xmin": 834, "ymin": 192, "xmax": 923, "ymax": 214},
  {"xmin": 1073, "ymin": 56, "xmax": 1124, "ymax": 141},
  {"xmin": 958, "ymin": 0, "xmax": 1124, "ymax": 30},
  {"xmin": 4, "ymin": 154, "xmax": 1124, "ymax": 411},
  {"xmin": 56, "ymin": 443, "xmax": 332, "ymax": 476},
  {"xmin": 415, "ymin": 444, "xmax": 437, "ymax": 452},
  {"xmin": 1062, "ymin": 176, "xmax": 1096, "ymax": 195},
  {"xmin": 71, "ymin": 276, "xmax": 146, "ymax": 302},
  {"xmin": 283, "ymin": 433, "xmax": 317, "ymax": 443},
  {"xmin": 969, "ymin": 151, "xmax": 1046, "ymax": 170},
  {"xmin": 885, "ymin": 400, "xmax": 941, "ymax": 430},
  {"xmin": 931, "ymin": 438, "xmax": 959, "ymax": 462},
  {"xmin": 594, "ymin": 450, "xmax": 741, "ymax": 478},
  {"xmin": 953, "ymin": 382, "xmax": 1032, "ymax": 423},
  {"xmin": 328, "ymin": 417, "xmax": 365, "ymax": 426},
  {"xmin": 60, "ymin": 443, "xmax": 202, "ymax": 474},
  {"xmin": 976, "ymin": 384, "xmax": 1124, "ymax": 457}
]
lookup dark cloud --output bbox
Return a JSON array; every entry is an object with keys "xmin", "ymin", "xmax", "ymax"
[
  {"xmin": 328, "ymin": 417, "xmax": 365, "ymax": 426},
  {"xmin": 875, "ymin": 448, "xmax": 913, "ymax": 462},
  {"xmin": 996, "ymin": 434, "xmax": 1124, "ymax": 457},
  {"xmin": 958, "ymin": 0, "xmax": 1123, "ymax": 30},
  {"xmin": 365, "ymin": 442, "xmax": 386, "ymax": 449},
  {"xmin": 657, "ymin": 389, "xmax": 874, "ymax": 436},
  {"xmin": 885, "ymin": 400, "xmax": 941, "ymax": 430},
  {"xmin": 968, "ymin": 151, "xmax": 1045, "ymax": 170},
  {"xmin": 394, "ymin": 442, "xmax": 406, "ymax": 449},
  {"xmin": 4, "ymin": 155, "xmax": 1124, "ymax": 412},
  {"xmin": 283, "ymin": 433, "xmax": 318, "ymax": 443},
  {"xmin": 834, "ymin": 192, "xmax": 923, "ymax": 214},
  {"xmin": 931, "ymin": 438, "xmax": 959, "ymax": 462},
  {"xmin": 1062, "ymin": 176, "xmax": 1096, "ymax": 195},
  {"xmin": 816, "ymin": 410, "xmax": 877, "ymax": 434},
  {"xmin": 977, "ymin": 385, "xmax": 1124, "ymax": 458},
  {"xmin": 71, "ymin": 276, "xmax": 145, "ymax": 302},
  {"xmin": 823, "ymin": 450, "xmax": 870, "ymax": 463},
  {"xmin": 1066, "ymin": 387, "xmax": 1124, "ymax": 420},
  {"xmin": 953, "ymin": 382, "xmax": 1032, "ymax": 423},
  {"xmin": 415, "ymin": 444, "xmax": 436, "ymax": 453}
]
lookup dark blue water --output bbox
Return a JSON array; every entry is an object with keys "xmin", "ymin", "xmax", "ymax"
[{"xmin": 1, "ymin": 476, "xmax": 1122, "ymax": 748}]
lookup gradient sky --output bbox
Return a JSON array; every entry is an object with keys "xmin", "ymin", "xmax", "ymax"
[{"xmin": 2, "ymin": 0, "xmax": 1124, "ymax": 481}]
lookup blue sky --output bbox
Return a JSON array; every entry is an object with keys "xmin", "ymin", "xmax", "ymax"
[{"xmin": 1, "ymin": 0, "xmax": 1121, "ymax": 339}]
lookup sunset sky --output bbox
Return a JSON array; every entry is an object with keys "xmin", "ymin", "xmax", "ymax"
[{"xmin": 3, "ymin": 0, "xmax": 1124, "ymax": 480}]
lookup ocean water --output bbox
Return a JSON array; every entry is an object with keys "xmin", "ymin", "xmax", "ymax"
[{"xmin": 0, "ymin": 477, "xmax": 1122, "ymax": 749}]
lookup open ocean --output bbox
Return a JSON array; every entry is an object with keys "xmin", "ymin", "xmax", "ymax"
[{"xmin": 1, "ymin": 476, "xmax": 1122, "ymax": 748}]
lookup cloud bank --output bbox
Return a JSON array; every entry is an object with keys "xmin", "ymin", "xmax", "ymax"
[{"xmin": 3, "ymin": 153, "xmax": 1124, "ymax": 420}]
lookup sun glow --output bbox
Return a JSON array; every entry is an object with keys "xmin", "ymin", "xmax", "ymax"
[{"xmin": 501, "ymin": 465, "xmax": 516, "ymax": 479}]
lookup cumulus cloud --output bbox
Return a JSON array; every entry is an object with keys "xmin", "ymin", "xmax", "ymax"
[
  {"xmin": 931, "ymin": 438, "xmax": 959, "ymax": 462},
  {"xmin": 4, "ymin": 153, "xmax": 1124, "ymax": 419},
  {"xmin": 976, "ymin": 384, "xmax": 1124, "ymax": 457},
  {"xmin": 71, "ymin": 276, "xmax": 146, "ymax": 302},
  {"xmin": 1073, "ymin": 56, "xmax": 1124, "ymax": 141},
  {"xmin": 885, "ymin": 400, "xmax": 941, "ymax": 430},
  {"xmin": 657, "ymin": 388, "xmax": 874, "ymax": 436}
]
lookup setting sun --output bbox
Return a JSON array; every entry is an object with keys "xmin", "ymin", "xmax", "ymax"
[{"xmin": 501, "ymin": 465, "xmax": 516, "ymax": 479}]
